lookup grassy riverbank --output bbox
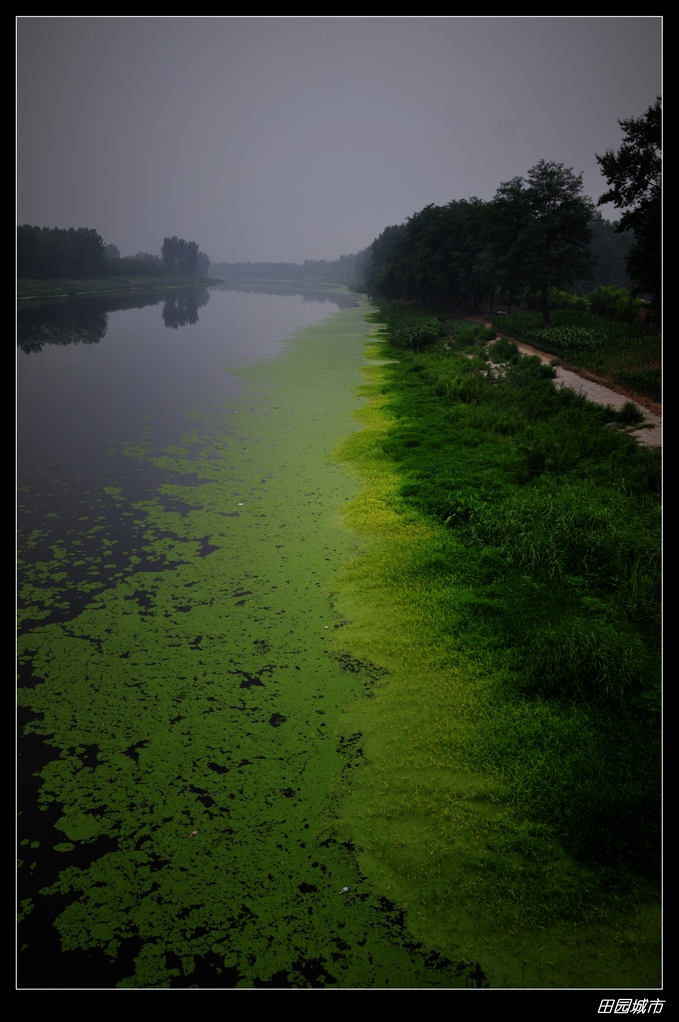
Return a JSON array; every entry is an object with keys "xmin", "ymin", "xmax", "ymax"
[
  {"xmin": 16, "ymin": 276, "xmax": 223, "ymax": 301},
  {"xmin": 329, "ymin": 311, "xmax": 661, "ymax": 987}
]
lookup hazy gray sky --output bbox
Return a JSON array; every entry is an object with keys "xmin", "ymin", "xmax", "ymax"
[{"xmin": 16, "ymin": 16, "xmax": 661, "ymax": 265}]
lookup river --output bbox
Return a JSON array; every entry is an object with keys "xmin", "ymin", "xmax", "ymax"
[{"xmin": 17, "ymin": 283, "xmax": 483, "ymax": 989}]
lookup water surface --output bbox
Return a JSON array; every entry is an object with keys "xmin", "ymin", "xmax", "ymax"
[{"xmin": 17, "ymin": 286, "xmax": 482, "ymax": 988}]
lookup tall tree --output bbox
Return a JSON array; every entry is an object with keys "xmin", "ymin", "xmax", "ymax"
[
  {"xmin": 367, "ymin": 201, "xmax": 489, "ymax": 312},
  {"xmin": 596, "ymin": 98, "xmax": 661, "ymax": 306},
  {"xmin": 68, "ymin": 227, "xmax": 106, "ymax": 278},
  {"xmin": 161, "ymin": 236, "xmax": 209, "ymax": 278},
  {"xmin": 578, "ymin": 212, "xmax": 634, "ymax": 292},
  {"xmin": 364, "ymin": 224, "xmax": 405, "ymax": 298},
  {"xmin": 489, "ymin": 161, "xmax": 595, "ymax": 326},
  {"xmin": 161, "ymin": 236, "xmax": 181, "ymax": 275},
  {"xmin": 17, "ymin": 225, "xmax": 106, "ymax": 279}
]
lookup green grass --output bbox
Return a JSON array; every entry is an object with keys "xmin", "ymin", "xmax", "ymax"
[{"xmin": 329, "ymin": 311, "xmax": 661, "ymax": 986}]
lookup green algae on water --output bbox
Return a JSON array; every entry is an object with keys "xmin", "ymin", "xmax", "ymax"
[{"xmin": 18, "ymin": 300, "xmax": 484, "ymax": 989}]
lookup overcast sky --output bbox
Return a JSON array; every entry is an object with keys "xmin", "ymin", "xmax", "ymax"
[{"xmin": 16, "ymin": 16, "xmax": 661, "ymax": 265}]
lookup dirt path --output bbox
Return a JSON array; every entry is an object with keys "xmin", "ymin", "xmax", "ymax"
[{"xmin": 474, "ymin": 319, "xmax": 661, "ymax": 450}]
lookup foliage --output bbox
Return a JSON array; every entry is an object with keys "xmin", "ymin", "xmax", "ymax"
[
  {"xmin": 377, "ymin": 303, "xmax": 444, "ymax": 351},
  {"xmin": 587, "ymin": 284, "xmax": 642, "ymax": 323},
  {"xmin": 17, "ymin": 225, "xmax": 107, "ymax": 280},
  {"xmin": 161, "ymin": 236, "xmax": 209, "ymax": 278},
  {"xmin": 580, "ymin": 212, "xmax": 634, "ymax": 291},
  {"xmin": 374, "ymin": 200, "xmax": 489, "ymax": 310},
  {"xmin": 18, "ymin": 226, "xmax": 212, "ymax": 284},
  {"xmin": 105, "ymin": 255, "xmax": 166, "ymax": 278},
  {"xmin": 343, "ymin": 306, "xmax": 661, "ymax": 892},
  {"xmin": 449, "ymin": 323, "xmax": 492, "ymax": 350},
  {"xmin": 364, "ymin": 224, "xmax": 406, "ymax": 297},
  {"xmin": 488, "ymin": 161, "xmax": 595, "ymax": 327},
  {"xmin": 614, "ymin": 401, "xmax": 646, "ymax": 426},
  {"xmin": 596, "ymin": 98, "xmax": 661, "ymax": 305},
  {"xmin": 546, "ymin": 288, "xmax": 588, "ymax": 311}
]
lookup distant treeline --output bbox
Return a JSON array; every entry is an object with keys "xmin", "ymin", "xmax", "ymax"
[
  {"xmin": 361, "ymin": 101, "xmax": 660, "ymax": 321},
  {"xmin": 17, "ymin": 225, "xmax": 210, "ymax": 282},
  {"xmin": 209, "ymin": 250, "xmax": 372, "ymax": 289},
  {"xmin": 16, "ymin": 220, "xmax": 635, "ymax": 302},
  {"xmin": 363, "ymin": 205, "xmax": 636, "ymax": 320},
  {"xmin": 209, "ymin": 217, "xmax": 632, "ymax": 308}
]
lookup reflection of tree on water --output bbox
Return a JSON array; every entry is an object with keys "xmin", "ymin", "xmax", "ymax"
[
  {"xmin": 17, "ymin": 288, "xmax": 212, "ymax": 353},
  {"xmin": 17, "ymin": 297, "xmax": 110, "ymax": 353},
  {"xmin": 161, "ymin": 289, "xmax": 210, "ymax": 329}
]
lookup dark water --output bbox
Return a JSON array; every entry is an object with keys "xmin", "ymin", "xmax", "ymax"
[
  {"xmin": 17, "ymin": 285, "xmax": 485, "ymax": 989},
  {"xmin": 18, "ymin": 285, "xmax": 346, "ymax": 480}
]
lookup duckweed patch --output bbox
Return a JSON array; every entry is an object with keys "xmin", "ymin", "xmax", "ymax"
[{"xmin": 18, "ymin": 300, "xmax": 484, "ymax": 988}]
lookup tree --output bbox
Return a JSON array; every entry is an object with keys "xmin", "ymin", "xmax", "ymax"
[
  {"xmin": 161, "ymin": 236, "xmax": 209, "ymax": 278},
  {"xmin": 596, "ymin": 98, "xmax": 661, "ymax": 306},
  {"xmin": 70, "ymin": 228, "xmax": 105, "ymax": 277},
  {"xmin": 579, "ymin": 212, "xmax": 634, "ymax": 292},
  {"xmin": 364, "ymin": 224, "xmax": 405, "ymax": 298},
  {"xmin": 489, "ymin": 161, "xmax": 595, "ymax": 326},
  {"xmin": 17, "ymin": 224, "xmax": 106, "ymax": 279},
  {"xmin": 366, "ymin": 201, "xmax": 489, "ymax": 312}
]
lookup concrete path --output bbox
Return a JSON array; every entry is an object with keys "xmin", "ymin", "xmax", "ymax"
[{"xmin": 515, "ymin": 341, "xmax": 662, "ymax": 450}]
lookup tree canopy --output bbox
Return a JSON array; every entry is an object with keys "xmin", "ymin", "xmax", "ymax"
[
  {"xmin": 596, "ymin": 98, "xmax": 661, "ymax": 305},
  {"xmin": 361, "ymin": 163, "xmax": 626, "ymax": 321},
  {"xmin": 488, "ymin": 161, "xmax": 595, "ymax": 326},
  {"xmin": 367, "ymin": 201, "xmax": 488, "ymax": 310},
  {"xmin": 17, "ymin": 226, "xmax": 211, "ymax": 282},
  {"xmin": 17, "ymin": 226, "xmax": 107, "ymax": 280},
  {"xmin": 161, "ymin": 236, "xmax": 210, "ymax": 278}
]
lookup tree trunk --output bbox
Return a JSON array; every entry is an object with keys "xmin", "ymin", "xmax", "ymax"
[{"xmin": 540, "ymin": 286, "xmax": 551, "ymax": 328}]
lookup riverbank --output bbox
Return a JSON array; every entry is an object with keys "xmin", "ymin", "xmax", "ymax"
[
  {"xmin": 328, "ymin": 313, "xmax": 661, "ymax": 987},
  {"xmin": 17, "ymin": 295, "xmax": 661, "ymax": 987},
  {"xmin": 16, "ymin": 275, "xmax": 224, "ymax": 301}
]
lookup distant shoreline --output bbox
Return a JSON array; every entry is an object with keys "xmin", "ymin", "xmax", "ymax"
[{"xmin": 16, "ymin": 276, "xmax": 224, "ymax": 301}]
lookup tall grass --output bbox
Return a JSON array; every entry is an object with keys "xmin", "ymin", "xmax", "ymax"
[{"xmin": 338, "ymin": 312, "xmax": 661, "ymax": 890}]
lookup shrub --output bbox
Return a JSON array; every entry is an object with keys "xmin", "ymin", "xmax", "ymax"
[
  {"xmin": 615, "ymin": 401, "xmax": 645, "ymax": 426},
  {"xmin": 547, "ymin": 288, "xmax": 589, "ymax": 311},
  {"xmin": 452, "ymin": 324, "xmax": 491, "ymax": 348},
  {"xmin": 587, "ymin": 285, "xmax": 642, "ymax": 323},
  {"xmin": 393, "ymin": 317, "xmax": 442, "ymax": 351},
  {"xmin": 380, "ymin": 304, "xmax": 444, "ymax": 352},
  {"xmin": 489, "ymin": 336, "xmax": 520, "ymax": 364}
]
